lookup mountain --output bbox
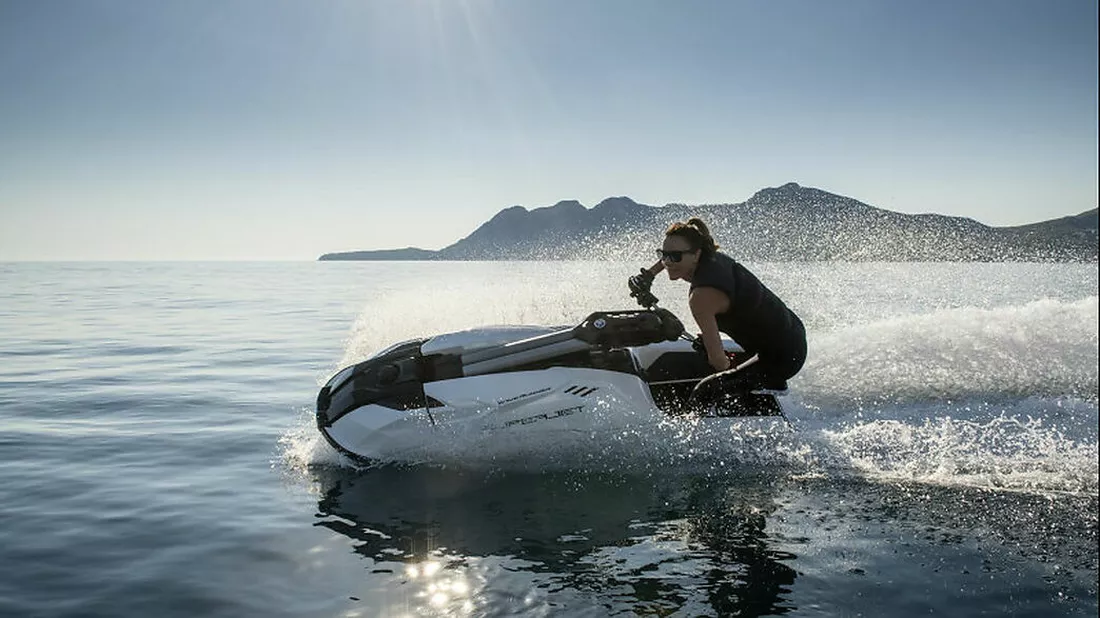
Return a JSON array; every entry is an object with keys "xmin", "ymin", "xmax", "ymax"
[
  {"xmin": 318, "ymin": 247, "xmax": 438, "ymax": 261},
  {"xmin": 319, "ymin": 183, "xmax": 1098, "ymax": 262}
]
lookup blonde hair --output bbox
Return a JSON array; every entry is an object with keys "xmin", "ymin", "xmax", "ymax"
[{"xmin": 665, "ymin": 217, "xmax": 720, "ymax": 259}]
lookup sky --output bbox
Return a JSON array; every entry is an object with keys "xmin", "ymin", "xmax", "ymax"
[{"xmin": 0, "ymin": 0, "xmax": 1096, "ymax": 260}]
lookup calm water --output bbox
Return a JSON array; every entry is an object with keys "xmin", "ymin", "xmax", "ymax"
[{"xmin": 0, "ymin": 261, "xmax": 1096, "ymax": 617}]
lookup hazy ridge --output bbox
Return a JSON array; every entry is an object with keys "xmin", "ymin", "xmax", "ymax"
[{"xmin": 320, "ymin": 183, "xmax": 1098, "ymax": 262}]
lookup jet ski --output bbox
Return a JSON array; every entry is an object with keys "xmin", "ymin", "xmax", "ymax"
[{"xmin": 316, "ymin": 306, "xmax": 787, "ymax": 464}]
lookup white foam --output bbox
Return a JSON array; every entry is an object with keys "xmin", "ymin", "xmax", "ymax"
[
  {"xmin": 277, "ymin": 408, "xmax": 352, "ymax": 470},
  {"xmin": 797, "ymin": 296, "xmax": 1099, "ymax": 406},
  {"xmin": 816, "ymin": 411, "xmax": 1099, "ymax": 495},
  {"xmin": 335, "ymin": 268, "xmax": 619, "ymax": 369}
]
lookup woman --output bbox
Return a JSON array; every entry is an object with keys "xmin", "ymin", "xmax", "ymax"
[{"xmin": 629, "ymin": 217, "xmax": 806, "ymax": 392}]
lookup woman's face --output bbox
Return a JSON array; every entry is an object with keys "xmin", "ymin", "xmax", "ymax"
[{"xmin": 660, "ymin": 235, "xmax": 701, "ymax": 280}]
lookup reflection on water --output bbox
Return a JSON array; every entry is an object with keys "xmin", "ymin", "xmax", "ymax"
[
  {"xmin": 309, "ymin": 464, "xmax": 1098, "ymax": 617},
  {"xmin": 313, "ymin": 466, "xmax": 797, "ymax": 616}
]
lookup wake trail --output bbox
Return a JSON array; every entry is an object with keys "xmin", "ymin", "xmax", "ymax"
[{"xmin": 797, "ymin": 296, "xmax": 1098, "ymax": 406}]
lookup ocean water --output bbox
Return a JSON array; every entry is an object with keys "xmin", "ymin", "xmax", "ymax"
[{"xmin": 0, "ymin": 261, "xmax": 1096, "ymax": 618}]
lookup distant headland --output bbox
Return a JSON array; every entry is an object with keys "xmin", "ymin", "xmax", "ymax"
[{"xmin": 319, "ymin": 183, "xmax": 1098, "ymax": 262}]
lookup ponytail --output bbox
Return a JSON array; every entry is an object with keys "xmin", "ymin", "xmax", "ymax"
[
  {"xmin": 665, "ymin": 217, "xmax": 720, "ymax": 259},
  {"xmin": 686, "ymin": 218, "xmax": 719, "ymax": 257}
]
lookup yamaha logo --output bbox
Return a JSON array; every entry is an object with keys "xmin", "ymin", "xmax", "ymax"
[{"xmin": 593, "ymin": 318, "xmax": 606, "ymax": 329}]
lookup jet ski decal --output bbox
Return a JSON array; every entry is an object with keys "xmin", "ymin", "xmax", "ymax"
[
  {"xmin": 496, "ymin": 387, "xmax": 552, "ymax": 406},
  {"xmin": 564, "ymin": 385, "xmax": 600, "ymax": 397},
  {"xmin": 503, "ymin": 405, "xmax": 585, "ymax": 428}
]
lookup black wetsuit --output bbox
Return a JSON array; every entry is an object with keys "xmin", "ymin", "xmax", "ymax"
[{"xmin": 690, "ymin": 251, "xmax": 807, "ymax": 390}]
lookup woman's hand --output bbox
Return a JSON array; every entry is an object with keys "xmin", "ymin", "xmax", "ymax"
[
  {"xmin": 627, "ymin": 268, "xmax": 657, "ymax": 307},
  {"xmin": 706, "ymin": 345, "xmax": 732, "ymax": 373},
  {"xmin": 628, "ymin": 267, "xmax": 654, "ymax": 294}
]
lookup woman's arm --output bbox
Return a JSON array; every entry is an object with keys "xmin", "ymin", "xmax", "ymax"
[{"xmin": 689, "ymin": 287, "xmax": 733, "ymax": 372}]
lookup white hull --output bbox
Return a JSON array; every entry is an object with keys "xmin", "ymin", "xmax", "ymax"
[{"xmin": 325, "ymin": 367, "xmax": 666, "ymax": 461}]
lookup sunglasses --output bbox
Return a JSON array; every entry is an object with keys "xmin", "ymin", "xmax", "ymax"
[{"xmin": 656, "ymin": 248, "xmax": 694, "ymax": 263}]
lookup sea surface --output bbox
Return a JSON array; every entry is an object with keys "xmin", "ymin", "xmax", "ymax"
[{"xmin": 0, "ymin": 261, "xmax": 1096, "ymax": 618}]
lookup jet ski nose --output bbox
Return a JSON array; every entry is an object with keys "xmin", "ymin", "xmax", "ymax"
[{"xmin": 316, "ymin": 385, "xmax": 333, "ymax": 427}]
